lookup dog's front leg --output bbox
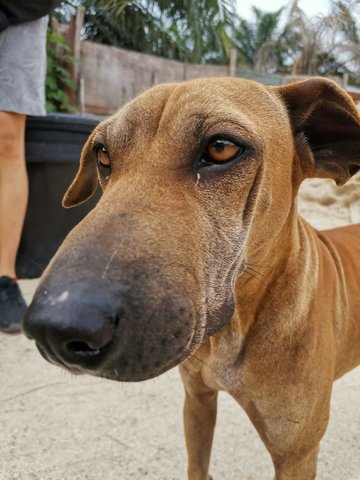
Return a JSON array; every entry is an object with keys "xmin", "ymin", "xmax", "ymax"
[
  {"xmin": 184, "ymin": 389, "xmax": 217, "ymax": 480},
  {"xmin": 180, "ymin": 366, "xmax": 217, "ymax": 480},
  {"xmin": 271, "ymin": 446, "xmax": 320, "ymax": 480},
  {"xmin": 241, "ymin": 381, "xmax": 329, "ymax": 480}
]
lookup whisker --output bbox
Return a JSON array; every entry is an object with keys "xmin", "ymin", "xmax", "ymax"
[
  {"xmin": 246, "ymin": 266, "xmax": 268, "ymax": 279},
  {"xmin": 247, "ymin": 262, "xmax": 273, "ymax": 270},
  {"xmin": 17, "ymin": 254, "xmax": 46, "ymax": 274},
  {"xmin": 243, "ymin": 270, "xmax": 263, "ymax": 282},
  {"xmin": 186, "ymin": 356, "xmax": 198, "ymax": 370},
  {"xmin": 182, "ymin": 354, "xmax": 229, "ymax": 387},
  {"xmin": 193, "ymin": 356, "xmax": 216, "ymax": 374},
  {"xmin": 179, "ymin": 362, "xmax": 194, "ymax": 379}
]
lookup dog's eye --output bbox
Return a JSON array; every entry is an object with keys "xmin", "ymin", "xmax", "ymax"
[
  {"xmin": 93, "ymin": 143, "xmax": 110, "ymax": 169},
  {"xmin": 202, "ymin": 139, "xmax": 243, "ymax": 165}
]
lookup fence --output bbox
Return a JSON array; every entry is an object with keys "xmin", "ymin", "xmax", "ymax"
[
  {"xmin": 77, "ymin": 43, "xmax": 350, "ymax": 115},
  {"xmin": 79, "ymin": 42, "xmax": 229, "ymax": 115}
]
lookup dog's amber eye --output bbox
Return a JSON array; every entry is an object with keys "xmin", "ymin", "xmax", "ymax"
[
  {"xmin": 206, "ymin": 139, "xmax": 241, "ymax": 163},
  {"xmin": 93, "ymin": 143, "xmax": 110, "ymax": 168}
]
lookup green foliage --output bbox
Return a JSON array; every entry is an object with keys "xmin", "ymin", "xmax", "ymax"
[
  {"xmin": 232, "ymin": 6, "xmax": 302, "ymax": 73},
  {"xmin": 46, "ymin": 29, "xmax": 77, "ymax": 112},
  {"xmin": 56, "ymin": 0, "xmax": 360, "ymax": 79},
  {"xmin": 58, "ymin": 0, "xmax": 236, "ymax": 64}
]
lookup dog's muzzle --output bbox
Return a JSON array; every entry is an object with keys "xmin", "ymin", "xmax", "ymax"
[{"xmin": 22, "ymin": 269, "xmax": 196, "ymax": 382}]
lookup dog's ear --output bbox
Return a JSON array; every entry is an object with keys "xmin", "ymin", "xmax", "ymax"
[
  {"xmin": 274, "ymin": 78, "xmax": 360, "ymax": 185},
  {"xmin": 62, "ymin": 132, "xmax": 98, "ymax": 208}
]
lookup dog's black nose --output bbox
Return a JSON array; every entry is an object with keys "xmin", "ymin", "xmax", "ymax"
[
  {"xmin": 22, "ymin": 269, "xmax": 196, "ymax": 382},
  {"xmin": 22, "ymin": 288, "xmax": 118, "ymax": 370}
]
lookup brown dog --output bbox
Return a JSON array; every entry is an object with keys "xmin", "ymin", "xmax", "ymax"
[{"xmin": 22, "ymin": 77, "xmax": 360, "ymax": 480}]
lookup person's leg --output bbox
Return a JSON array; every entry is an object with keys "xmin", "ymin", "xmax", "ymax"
[
  {"xmin": 0, "ymin": 111, "xmax": 28, "ymax": 332},
  {"xmin": 0, "ymin": 111, "xmax": 27, "ymax": 276}
]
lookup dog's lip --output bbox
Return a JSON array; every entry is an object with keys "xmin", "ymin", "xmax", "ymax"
[
  {"xmin": 35, "ymin": 341, "xmax": 70, "ymax": 370},
  {"xmin": 98, "ymin": 347, "xmax": 191, "ymax": 382},
  {"xmin": 34, "ymin": 334, "xmax": 188, "ymax": 380},
  {"xmin": 35, "ymin": 341, "xmax": 101, "ymax": 374},
  {"xmin": 33, "ymin": 313, "xmax": 200, "ymax": 381},
  {"xmin": 96, "ymin": 323, "xmax": 200, "ymax": 382}
]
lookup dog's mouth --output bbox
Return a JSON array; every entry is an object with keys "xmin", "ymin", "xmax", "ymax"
[
  {"xmin": 98, "ymin": 349, "xmax": 191, "ymax": 383},
  {"xmin": 96, "ymin": 332, "xmax": 201, "ymax": 383},
  {"xmin": 32, "ymin": 316, "xmax": 201, "ymax": 382},
  {"xmin": 37, "ymin": 340, "xmax": 195, "ymax": 382},
  {"xmin": 35, "ymin": 341, "xmax": 96, "ymax": 375}
]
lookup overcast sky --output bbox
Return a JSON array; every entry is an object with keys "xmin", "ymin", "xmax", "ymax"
[{"xmin": 236, "ymin": 0, "xmax": 330, "ymax": 18}]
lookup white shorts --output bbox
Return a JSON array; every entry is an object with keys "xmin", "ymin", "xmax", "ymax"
[{"xmin": 0, "ymin": 16, "xmax": 48, "ymax": 116}]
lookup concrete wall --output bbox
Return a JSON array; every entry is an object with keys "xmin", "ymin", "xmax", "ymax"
[{"xmin": 80, "ymin": 41, "xmax": 229, "ymax": 114}]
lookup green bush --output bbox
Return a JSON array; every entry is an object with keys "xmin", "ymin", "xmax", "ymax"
[{"xmin": 46, "ymin": 29, "xmax": 77, "ymax": 112}]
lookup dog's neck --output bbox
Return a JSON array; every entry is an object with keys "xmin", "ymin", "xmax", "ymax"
[
  {"xmin": 229, "ymin": 205, "xmax": 319, "ymax": 338},
  {"xmin": 194, "ymin": 211, "xmax": 321, "ymax": 383}
]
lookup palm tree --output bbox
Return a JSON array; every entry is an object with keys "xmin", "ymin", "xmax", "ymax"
[
  {"xmin": 232, "ymin": 5, "xmax": 301, "ymax": 73},
  {"xmin": 59, "ymin": 0, "xmax": 235, "ymax": 64},
  {"xmin": 288, "ymin": 0, "xmax": 360, "ymax": 78},
  {"xmin": 158, "ymin": 0, "xmax": 235, "ymax": 63},
  {"xmin": 323, "ymin": 0, "xmax": 360, "ymax": 79},
  {"xmin": 287, "ymin": 0, "xmax": 325, "ymax": 75}
]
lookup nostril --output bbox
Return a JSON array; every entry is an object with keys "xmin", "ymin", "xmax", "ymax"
[
  {"xmin": 66, "ymin": 340, "xmax": 109, "ymax": 358},
  {"xmin": 63, "ymin": 314, "xmax": 119, "ymax": 360},
  {"xmin": 115, "ymin": 315, "xmax": 121, "ymax": 328}
]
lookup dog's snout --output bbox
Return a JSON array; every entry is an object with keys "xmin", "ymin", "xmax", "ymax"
[{"xmin": 23, "ymin": 273, "xmax": 196, "ymax": 381}]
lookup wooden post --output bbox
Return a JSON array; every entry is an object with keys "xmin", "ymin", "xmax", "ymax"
[
  {"xmin": 74, "ymin": 7, "xmax": 85, "ymax": 111},
  {"xmin": 229, "ymin": 49, "xmax": 237, "ymax": 77},
  {"xmin": 73, "ymin": 7, "xmax": 85, "ymax": 87}
]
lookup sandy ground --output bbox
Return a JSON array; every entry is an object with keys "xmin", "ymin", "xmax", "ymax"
[{"xmin": 1, "ymin": 174, "xmax": 360, "ymax": 480}]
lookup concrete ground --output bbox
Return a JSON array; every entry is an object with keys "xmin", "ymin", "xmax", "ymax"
[{"xmin": 0, "ymin": 278, "xmax": 359, "ymax": 480}]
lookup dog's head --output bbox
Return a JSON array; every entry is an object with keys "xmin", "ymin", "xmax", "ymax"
[{"xmin": 22, "ymin": 77, "xmax": 360, "ymax": 381}]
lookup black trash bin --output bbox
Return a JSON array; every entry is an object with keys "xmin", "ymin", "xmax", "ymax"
[{"xmin": 17, "ymin": 113, "xmax": 101, "ymax": 279}]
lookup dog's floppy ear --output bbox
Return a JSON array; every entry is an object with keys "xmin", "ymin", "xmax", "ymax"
[
  {"xmin": 62, "ymin": 131, "xmax": 97, "ymax": 208},
  {"xmin": 274, "ymin": 78, "xmax": 360, "ymax": 185}
]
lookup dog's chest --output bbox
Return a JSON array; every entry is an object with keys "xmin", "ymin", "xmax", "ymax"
[{"xmin": 193, "ymin": 347, "xmax": 247, "ymax": 396}]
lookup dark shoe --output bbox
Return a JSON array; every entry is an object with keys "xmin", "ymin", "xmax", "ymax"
[{"xmin": 0, "ymin": 276, "xmax": 26, "ymax": 333}]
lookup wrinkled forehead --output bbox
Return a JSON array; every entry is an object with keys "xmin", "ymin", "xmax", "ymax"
[{"xmin": 95, "ymin": 78, "xmax": 288, "ymax": 149}]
